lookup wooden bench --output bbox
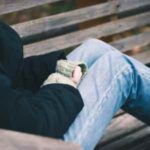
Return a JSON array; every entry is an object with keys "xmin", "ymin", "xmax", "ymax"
[
  {"xmin": 0, "ymin": 129, "xmax": 81, "ymax": 150},
  {"xmin": 0, "ymin": 0, "xmax": 150, "ymax": 149}
]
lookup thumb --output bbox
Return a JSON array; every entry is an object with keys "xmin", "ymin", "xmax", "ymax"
[{"xmin": 71, "ymin": 66, "xmax": 82, "ymax": 84}]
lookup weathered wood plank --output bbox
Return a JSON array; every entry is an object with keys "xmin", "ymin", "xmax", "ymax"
[
  {"xmin": 111, "ymin": 32, "xmax": 150, "ymax": 52},
  {"xmin": 127, "ymin": 137, "xmax": 150, "ymax": 150},
  {"xmin": 98, "ymin": 127, "xmax": 150, "ymax": 150},
  {"xmin": 12, "ymin": 0, "xmax": 150, "ymax": 41},
  {"xmin": 24, "ymin": 12, "xmax": 150, "ymax": 57},
  {"xmin": 132, "ymin": 50, "xmax": 150, "ymax": 64},
  {"xmin": 98, "ymin": 113, "xmax": 146, "ymax": 147},
  {"xmin": 0, "ymin": 129, "xmax": 82, "ymax": 150},
  {"xmin": 114, "ymin": 109, "xmax": 125, "ymax": 117},
  {"xmin": 0, "ymin": 0, "xmax": 62, "ymax": 15}
]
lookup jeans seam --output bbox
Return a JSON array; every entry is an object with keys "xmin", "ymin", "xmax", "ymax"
[{"xmin": 73, "ymin": 64, "xmax": 132, "ymax": 143}]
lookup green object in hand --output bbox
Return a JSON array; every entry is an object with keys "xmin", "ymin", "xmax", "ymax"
[{"xmin": 56, "ymin": 60, "xmax": 87, "ymax": 78}]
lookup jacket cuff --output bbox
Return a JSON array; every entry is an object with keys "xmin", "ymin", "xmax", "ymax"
[
  {"xmin": 42, "ymin": 73, "xmax": 76, "ymax": 88},
  {"xmin": 56, "ymin": 59, "xmax": 87, "ymax": 79}
]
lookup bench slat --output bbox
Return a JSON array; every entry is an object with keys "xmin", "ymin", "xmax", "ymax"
[
  {"xmin": 0, "ymin": 129, "xmax": 81, "ymax": 150},
  {"xmin": 99, "ymin": 127, "xmax": 150, "ymax": 150},
  {"xmin": 127, "ymin": 137, "xmax": 150, "ymax": 150},
  {"xmin": 98, "ymin": 113, "xmax": 146, "ymax": 147},
  {"xmin": 133, "ymin": 50, "xmax": 150, "ymax": 64},
  {"xmin": 111, "ymin": 32, "xmax": 150, "ymax": 52},
  {"xmin": 114, "ymin": 110, "xmax": 125, "ymax": 118},
  {"xmin": 24, "ymin": 12, "xmax": 150, "ymax": 57},
  {"xmin": 0, "ymin": 0, "xmax": 62, "ymax": 15},
  {"xmin": 12, "ymin": 0, "xmax": 150, "ymax": 41}
]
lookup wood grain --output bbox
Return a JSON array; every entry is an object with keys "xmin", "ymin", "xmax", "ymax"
[
  {"xmin": 23, "ymin": 12, "xmax": 150, "ymax": 57},
  {"xmin": 99, "ymin": 113, "xmax": 146, "ymax": 146},
  {"xmin": 98, "ymin": 127, "xmax": 150, "ymax": 150},
  {"xmin": 12, "ymin": 0, "xmax": 150, "ymax": 41},
  {"xmin": 126, "ymin": 137, "xmax": 150, "ymax": 150},
  {"xmin": 133, "ymin": 50, "xmax": 150, "ymax": 64},
  {"xmin": 0, "ymin": 129, "xmax": 82, "ymax": 150},
  {"xmin": 0, "ymin": 0, "xmax": 62, "ymax": 15},
  {"xmin": 111, "ymin": 32, "xmax": 150, "ymax": 53}
]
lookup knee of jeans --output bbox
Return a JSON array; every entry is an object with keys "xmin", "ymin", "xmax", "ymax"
[
  {"xmin": 97, "ymin": 50, "xmax": 133, "ymax": 71},
  {"xmin": 95, "ymin": 51, "xmax": 134, "ymax": 94}
]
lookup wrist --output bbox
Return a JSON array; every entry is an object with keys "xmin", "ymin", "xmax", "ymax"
[{"xmin": 42, "ymin": 73, "xmax": 77, "ymax": 88}]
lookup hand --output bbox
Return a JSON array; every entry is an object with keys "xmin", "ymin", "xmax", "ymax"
[{"xmin": 71, "ymin": 66, "xmax": 82, "ymax": 85}]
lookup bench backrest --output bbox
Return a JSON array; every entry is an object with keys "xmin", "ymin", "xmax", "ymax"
[
  {"xmin": 0, "ymin": 0, "xmax": 149, "ymax": 65},
  {"xmin": 0, "ymin": 129, "xmax": 81, "ymax": 150}
]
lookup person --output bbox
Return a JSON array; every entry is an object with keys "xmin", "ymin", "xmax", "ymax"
[
  {"xmin": 0, "ymin": 21, "xmax": 150, "ymax": 150},
  {"xmin": 64, "ymin": 39, "xmax": 150, "ymax": 150},
  {"xmin": 0, "ymin": 21, "xmax": 84, "ymax": 138}
]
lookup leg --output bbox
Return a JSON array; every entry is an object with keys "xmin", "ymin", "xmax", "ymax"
[
  {"xmin": 121, "ymin": 56, "xmax": 150, "ymax": 124},
  {"xmin": 64, "ymin": 40, "xmax": 150, "ymax": 150},
  {"xmin": 66, "ymin": 38, "xmax": 116, "ymax": 68}
]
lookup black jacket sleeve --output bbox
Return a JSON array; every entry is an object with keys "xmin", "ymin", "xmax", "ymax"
[
  {"xmin": 0, "ymin": 73, "xmax": 83, "ymax": 138},
  {"xmin": 19, "ymin": 50, "xmax": 66, "ymax": 92}
]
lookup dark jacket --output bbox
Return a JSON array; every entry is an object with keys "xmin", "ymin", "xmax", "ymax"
[{"xmin": 0, "ymin": 21, "xmax": 83, "ymax": 138}]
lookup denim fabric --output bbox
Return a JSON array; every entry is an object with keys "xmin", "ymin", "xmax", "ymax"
[{"xmin": 63, "ymin": 39, "xmax": 150, "ymax": 150}]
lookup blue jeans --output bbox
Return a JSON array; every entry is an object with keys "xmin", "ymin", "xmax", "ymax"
[{"xmin": 63, "ymin": 39, "xmax": 150, "ymax": 150}]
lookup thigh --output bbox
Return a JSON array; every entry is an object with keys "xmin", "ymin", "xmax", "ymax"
[
  {"xmin": 67, "ymin": 39, "xmax": 150, "ymax": 125},
  {"xmin": 64, "ymin": 51, "xmax": 134, "ymax": 150},
  {"xmin": 66, "ymin": 38, "xmax": 116, "ymax": 68}
]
